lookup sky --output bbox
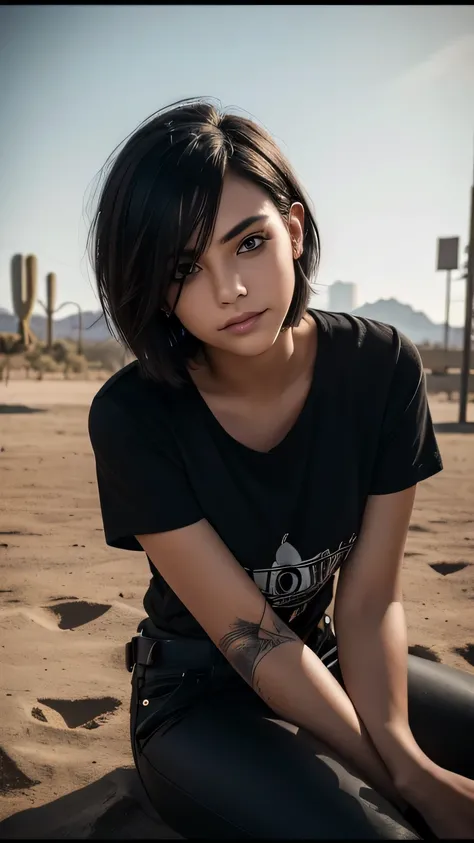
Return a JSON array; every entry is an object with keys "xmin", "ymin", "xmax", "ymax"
[{"xmin": 1, "ymin": 4, "xmax": 473, "ymax": 328}]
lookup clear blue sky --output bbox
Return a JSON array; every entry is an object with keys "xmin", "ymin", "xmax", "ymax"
[{"xmin": 1, "ymin": 5, "xmax": 473, "ymax": 326}]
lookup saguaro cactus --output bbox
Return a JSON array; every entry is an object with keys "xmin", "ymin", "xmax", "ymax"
[
  {"xmin": 46, "ymin": 272, "xmax": 57, "ymax": 349},
  {"xmin": 11, "ymin": 254, "xmax": 37, "ymax": 348}
]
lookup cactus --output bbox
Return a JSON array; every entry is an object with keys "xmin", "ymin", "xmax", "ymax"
[
  {"xmin": 11, "ymin": 254, "xmax": 37, "ymax": 348},
  {"xmin": 46, "ymin": 272, "xmax": 57, "ymax": 349}
]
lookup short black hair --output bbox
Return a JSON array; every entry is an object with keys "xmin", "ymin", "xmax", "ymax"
[{"xmin": 88, "ymin": 97, "xmax": 321, "ymax": 387}]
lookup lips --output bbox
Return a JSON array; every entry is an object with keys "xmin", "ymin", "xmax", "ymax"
[{"xmin": 220, "ymin": 311, "xmax": 264, "ymax": 330}]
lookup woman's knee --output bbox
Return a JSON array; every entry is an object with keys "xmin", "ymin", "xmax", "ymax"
[{"xmin": 407, "ymin": 655, "xmax": 474, "ymax": 776}]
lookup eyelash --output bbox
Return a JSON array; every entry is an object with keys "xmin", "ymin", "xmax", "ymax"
[{"xmin": 173, "ymin": 233, "xmax": 269, "ymax": 281}]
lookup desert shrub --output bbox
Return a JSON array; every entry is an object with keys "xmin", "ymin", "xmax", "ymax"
[
  {"xmin": 50, "ymin": 339, "xmax": 76, "ymax": 365},
  {"xmin": 0, "ymin": 331, "xmax": 133, "ymax": 380},
  {"xmin": 64, "ymin": 352, "xmax": 89, "ymax": 378},
  {"xmin": 0, "ymin": 333, "xmax": 24, "ymax": 354},
  {"xmin": 30, "ymin": 354, "xmax": 61, "ymax": 380},
  {"xmin": 81, "ymin": 339, "xmax": 133, "ymax": 372}
]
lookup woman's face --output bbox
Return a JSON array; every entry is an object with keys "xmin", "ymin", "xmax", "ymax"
[{"xmin": 167, "ymin": 172, "xmax": 305, "ymax": 357}]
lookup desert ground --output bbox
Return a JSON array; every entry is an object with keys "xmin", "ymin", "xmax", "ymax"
[{"xmin": 0, "ymin": 378, "xmax": 473, "ymax": 838}]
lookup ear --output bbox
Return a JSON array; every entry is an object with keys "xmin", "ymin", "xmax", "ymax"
[{"xmin": 288, "ymin": 202, "xmax": 305, "ymax": 259}]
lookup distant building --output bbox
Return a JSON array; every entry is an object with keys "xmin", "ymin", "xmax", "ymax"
[{"xmin": 328, "ymin": 282, "xmax": 357, "ymax": 313}]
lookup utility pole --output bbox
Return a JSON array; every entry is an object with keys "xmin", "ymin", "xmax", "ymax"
[
  {"xmin": 443, "ymin": 269, "xmax": 452, "ymax": 352},
  {"xmin": 459, "ymin": 139, "xmax": 474, "ymax": 425}
]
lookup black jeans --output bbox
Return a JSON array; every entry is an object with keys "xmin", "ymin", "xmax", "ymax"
[{"xmin": 130, "ymin": 623, "xmax": 474, "ymax": 839}]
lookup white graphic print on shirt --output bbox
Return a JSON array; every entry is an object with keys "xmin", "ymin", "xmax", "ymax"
[{"xmin": 245, "ymin": 533, "xmax": 358, "ymax": 614}]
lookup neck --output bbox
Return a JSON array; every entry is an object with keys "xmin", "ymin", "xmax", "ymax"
[{"xmin": 194, "ymin": 313, "xmax": 315, "ymax": 399}]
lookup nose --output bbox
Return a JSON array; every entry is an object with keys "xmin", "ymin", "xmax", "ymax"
[{"xmin": 211, "ymin": 265, "xmax": 247, "ymax": 305}]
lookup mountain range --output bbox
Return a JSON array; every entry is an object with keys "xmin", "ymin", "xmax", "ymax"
[{"xmin": 0, "ymin": 298, "xmax": 465, "ymax": 348}]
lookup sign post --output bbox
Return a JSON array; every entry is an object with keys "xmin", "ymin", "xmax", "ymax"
[
  {"xmin": 459, "ymin": 160, "xmax": 474, "ymax": 425},
  {"xmin": 436, "ymin": 237, "xmax": 459, "ymax": 352}
]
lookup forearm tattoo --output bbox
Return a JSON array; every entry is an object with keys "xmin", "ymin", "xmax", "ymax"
[{"xmin": 219, "ymin": 602, "xmax": 299, "ymax": 689}]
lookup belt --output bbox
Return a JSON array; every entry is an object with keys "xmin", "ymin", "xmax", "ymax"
[{"xmin": 125, "ymin": 633, "xmax": 227, "ymax": 674}]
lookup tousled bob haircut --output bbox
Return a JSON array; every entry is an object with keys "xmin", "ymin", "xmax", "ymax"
[{"xmin": 88, "ymin": 97, "xmax": 321, "ymax": 387}]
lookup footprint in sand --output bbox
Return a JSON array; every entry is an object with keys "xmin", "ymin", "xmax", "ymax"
[
  {"xmin": 0, "ymin": 747, "xmax": 40, "ymax": 794},
  {"xmin": 1, "ymin": 599, "xmax": 140, "ymax": 629},
  {"xmin": 36, "ymin": 696, "xmax": 121, "ymax": 729},
  {"xmin": 45, "ymin": 600, "xmax": 111, "ymax": 630},
  {"xmin": 408, "ymin": 645, "xmax": 441, "ymax": 663},
  {"xmin": 429, "ymin": 562, "xmax": 471, "ymax": 576},
  {"xmin": 453, "ymin": 643, "xmax": 474, "ymax": 668},
  {"xmin": 409, "ymin": 524, "xmax": 430, "ymax": 533}
]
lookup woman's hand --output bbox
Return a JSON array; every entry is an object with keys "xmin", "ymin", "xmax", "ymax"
[{"xmin": 401, "ymin": 762, "xmax": 474, "ymax": 839}]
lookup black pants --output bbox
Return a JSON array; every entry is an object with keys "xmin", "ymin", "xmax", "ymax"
[{"xmin": 130, "ymin": 625, "xmax": 474, "ymax": 839}]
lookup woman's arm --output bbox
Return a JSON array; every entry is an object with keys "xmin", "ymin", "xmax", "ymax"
[
  {"xmin": 334, "ymin": 486, "xmax": 434, "ymax": 793},
  {"xmin": 137, "ymin": 519, "xmax": 403, "ymax": 804}
]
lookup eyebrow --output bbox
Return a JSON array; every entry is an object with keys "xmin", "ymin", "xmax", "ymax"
[
  {"xmin": 180, "ymin": 214, "xmax": 269, "ymax": 258},
  {"xmin": 220, "ymin": 214, "xmax": 269, "ymax": 244}
]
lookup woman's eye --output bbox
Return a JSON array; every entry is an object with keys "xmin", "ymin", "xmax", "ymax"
[
  {"xmin": 237, "ymin": 235, "xmax": 265, "ymax": 254},
  {"xmin": 173, "ymin": 262, "xmax": 201, "ymax": 281}
]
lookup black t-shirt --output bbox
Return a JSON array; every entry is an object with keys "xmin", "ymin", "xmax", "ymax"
[{"xmin": 88, "ymin": 309, "xmax": 443, "ymax": 641}]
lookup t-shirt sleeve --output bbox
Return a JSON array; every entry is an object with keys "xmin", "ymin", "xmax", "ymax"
[
  {"xmin": 88, "ymin": 393, "xmax": 204, "ymax": 551},
  {"xmin": 369, "ymin": 332, "xmax": 443, "ymax": 496}
]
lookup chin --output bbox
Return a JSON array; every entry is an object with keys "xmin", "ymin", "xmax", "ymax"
[{"xmin": 221, "ymin": 327, "xmax": 283, "ymax": 357}]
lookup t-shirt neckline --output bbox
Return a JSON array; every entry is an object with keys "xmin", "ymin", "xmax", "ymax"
[{"xmin": 184, "ymin": 308, "xmax": 328, "ymax": 459}]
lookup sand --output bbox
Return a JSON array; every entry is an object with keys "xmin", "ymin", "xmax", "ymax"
[{"xmin": 0, "ymin": 379, "xmax": 473, "ymax": 838}]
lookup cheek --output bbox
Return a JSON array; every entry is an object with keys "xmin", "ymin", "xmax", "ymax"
[{"xmin": 259, "ymin": 239, "xmax": 295, "ymax": 290}]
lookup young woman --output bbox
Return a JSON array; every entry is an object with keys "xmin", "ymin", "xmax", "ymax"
[{"xmin": 88, "ymin": 98, "xmax": 474, "ymax": 840}]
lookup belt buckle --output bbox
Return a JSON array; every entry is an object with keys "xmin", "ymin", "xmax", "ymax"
[
  {"xmin": 125, "ymin": 636, "xmax": 162, "ymax": 672},
  {"xmin": 145, "ymin": 639, "xmax": 162, "ymax": 666}
]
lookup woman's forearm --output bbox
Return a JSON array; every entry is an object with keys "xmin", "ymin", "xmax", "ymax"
[
  {"xmin": 335, "ymin": 600, "xmax": 431, "ymax": 789},
  {"xmin": 220, "ymin": 603, "xmax": 404, "ymax": 806}
]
